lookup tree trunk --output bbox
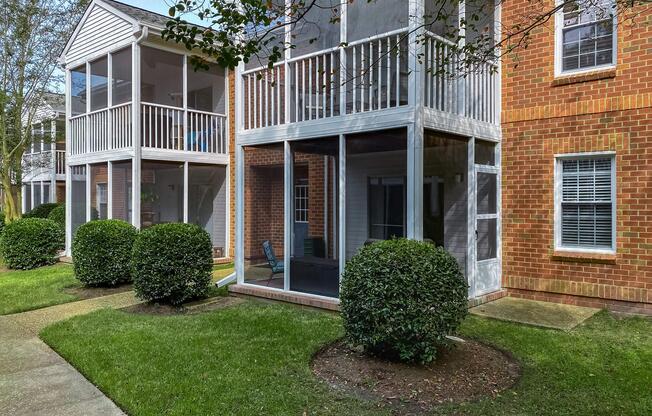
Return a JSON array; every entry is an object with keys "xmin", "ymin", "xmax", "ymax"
[{"xmin": 1, "ymin": 171, "xmax": 21, "ymax": 222}]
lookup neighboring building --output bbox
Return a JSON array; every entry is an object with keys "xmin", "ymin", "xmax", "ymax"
[
  {"xmin": 501, "ymin": 0, "xmax": 652, "ymax": 314},
  {"xmin": 59, "ymin": 0, "xmax": 231, "ymax": 259},
  {"xmin": 230, "ymin": 0, "xmax": 502, "ymax": 307},
  {"xmin": 22, "ymin": 93, "xmax": 66, "ymax": 213}
]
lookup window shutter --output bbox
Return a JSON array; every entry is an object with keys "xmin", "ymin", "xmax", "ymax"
[{"xmin": 560, "ymin": 157, "xmax": 613, "ymax": 249}]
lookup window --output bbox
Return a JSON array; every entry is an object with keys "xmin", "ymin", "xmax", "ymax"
[
  {"xmin": 96, "ymin": 183, "xmax": 108, "ymax": 219},
  {"xmin": 556, "ymin": 155, "xmax": 615, "ymax": 252},
  {"xmin": 294, "ymin": 180, "xmax": 308, "ymax": 223},
  {"xmin": 557, "ymin": 0, "xmax": 616, "ymax": 74},
  {"xmin": 368, "ymin": 177, "xmax": 405, "ymax": 240}
]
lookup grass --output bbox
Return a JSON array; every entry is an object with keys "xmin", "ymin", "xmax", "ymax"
[
  {"xmin": 0, "ymin": 263, "xmax": 80, "ymax": 315},
  {"xmin": 40, "ymin": 303, "xmax": 652, "ymax": 416}
]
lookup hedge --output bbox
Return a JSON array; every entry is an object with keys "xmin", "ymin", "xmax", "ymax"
[
  {"xmin": 24, "ymin": 203, "xmax": 61, "ymax": 219},
  {"xmin": 47, "ymin": 204, "xmax": 65, "ymax": 230},
  {"xmin": 132, "ymin": 223, "xmax": 213, "ymax": 305},
  {"xmin": 72, "ymin": 219, "xmax": 137, "ymax": 286},
  {"xmin": 340, "ymin": 238, "xmax": 468, "ymax": 363},
  {"xmin": 0, "ymin": 218, "xmax": 64, "ymax": 269}
]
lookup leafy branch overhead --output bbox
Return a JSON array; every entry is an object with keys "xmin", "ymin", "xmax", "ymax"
[{"xmin": 163, "ymin": 0, "xmax": 651, "ymax": 76}]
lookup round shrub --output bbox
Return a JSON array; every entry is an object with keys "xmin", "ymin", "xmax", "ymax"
[
  {"xmin": 340, "ymin": 238, "xmax": 469, "ymax": 364},
  {"xmin": 72, "ymin": 219, "xmax": 137, "ymax": 286},
  {"xmin": 24, "ymin": 202, "xmax": 61, "ymax": 219},
  {"xmin": 0, "ymin": 218, "xmax": 64, "ymax": 269},
  {"xmin": 132, "ymin": 223, "xmax": 212, "ymax": 305},
  {"xmin": 47, "ymin": 204, "xmax": 65, "ymax": 230}
]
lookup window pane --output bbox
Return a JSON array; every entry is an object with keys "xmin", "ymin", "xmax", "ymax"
[
  {"xmin": 90, "ymin": 163, "xmax": 108, "ymax": 220},
  {"xmin": 243, "ymin": 144, "xmax": 286, "ymax": 289},
  {"xmin": 112, "ymin": 47, "xmax": 132, "ymax": 105},
  {"xmin": 43, "ymin": 183, "xmax": 50, "ymax": 204},
  {"xmin": 187, "ymin": 63, "xmax": 226, "ymax": 114},
  {"xmin": 188, "ymin": 164, "xmax": 227, "ymax": 257},
  {"xmin": 477, "ymin": 218, "xmax": 497, "ymax": 260},
  {"xmin": 477, "ymin": 172, "xmax": 497, "ymax": 215},
  {"xmin": 346, "ymin": 128, "xmax": 406, "ymax": 258},
  {"xmin": 141, "ymin": 161, "xmax": 184, "ymax": 227},
  {"xmin": 90, "ymin": 57, "xmax": 108, "ymax": 111},
  {"xmin": 71, "ymin": 66, "xmax": 86, "ymax": 116},
  {"xmin": 290, "ymin": 138, "xmax": 340, "ymax": 297},
  {"xmin": 291, "ymin": 0, "xmax": 340, "ymax": 57},
  {"xmin": 34, "ymin": 183, "xmax": 42, "ymax": 208},
  {"xmin": 71, "ymin": 165, "xmax": 87, "ymax": 236},
  {"xmin": 347, "ymin": 0, "xmax": 408, "ymax": 42},
  {"xmin": 24, "ymin": 183, "xmax": 32, "ymax": 212},
  {"xmin": 111, "ymin": 160, "xmax": 132, "ymax": 223},
  {"xmin": 475, "ymin": 140, "xmax": 496, "ymax": 165},
  {"xmin": 140, "ymin": 47, "xmax": 183, "ymax": 108}
]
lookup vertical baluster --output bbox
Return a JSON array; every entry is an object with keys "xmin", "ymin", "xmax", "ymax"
[
  {"xmin": 301, "ymin": 60, "xmax": 306, "ymax": 121},
  {"xmin": 395, "ymin": 35, "xmax": 400, "ymax": 107},
  {"xmin": 386, "ymin": 37, "xmax": 391, "ymax": 109},
  {"xmin": 271, "ymin": 68, "xmax": 276, "ymax": 125},
  {"xmin": 253, "ymin": 74, "xmax": 258, "ymax": 129},
  {"xmin": 264, "ymin": 70, "xmax": 269, "ymax": 127},
  {"xmin": 308, "ymin": 57, "xmax": 313, "ymax": 120},
  {"xmin": 322, "ymin": 53, "xmax": 327, "ymax": 119},
  {"xmin": 276, "ymin": 66, "xmax": 281, "ymax": 124},
  {"xmin": 352, "ymin": 46, "xmax": 357, "ymax": 113},
  {"xmin": 294, "ymin": 62, "xmax": 299, "ymax": 122}
]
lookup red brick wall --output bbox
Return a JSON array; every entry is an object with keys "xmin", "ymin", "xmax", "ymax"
[{"xmin": 501, "ymin": 1, "xmax": 652, "ymax": 313}]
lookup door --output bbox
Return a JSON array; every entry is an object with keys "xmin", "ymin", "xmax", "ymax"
[{"xmin": 474, "ymin": 144, "xmax": 501, "ymax": 296}]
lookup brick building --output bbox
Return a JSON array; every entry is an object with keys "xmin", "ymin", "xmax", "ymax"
[{"xmin": 501, "ymin": 1, "xmax": 652, "ymax": 314}]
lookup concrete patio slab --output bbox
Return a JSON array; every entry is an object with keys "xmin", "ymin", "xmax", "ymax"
[
  {"xmin": 469, "ymin": 296, "xmax": 601, "ymax": 330},
  {"xmin": 0, "ymin": 291, "xmax": 141, "ymax": 416}
]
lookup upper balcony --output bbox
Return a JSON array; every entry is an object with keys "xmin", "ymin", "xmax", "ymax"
[
  {"xmin": 67, "ymin": 44, "xmax": 229, "ymax": 164},
  {"xmin": 23, "ymin": 119, "xmax": 66, "ymax": 182},
  {"xmin": 237, "ymin": 0, "xmax": 500, "ymax": 142}
]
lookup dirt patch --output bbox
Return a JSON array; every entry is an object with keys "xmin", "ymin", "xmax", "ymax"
[
  {"xmin": 64, "ymin": 284, "xmax": 133, "ymax": 300},
  {"xmin": 120, "ymin": 296, "xmax": 244, "ymax": 316},
  {"xmin": 312, "ymin": 339, "xmax": 520, "ymax": 414}
]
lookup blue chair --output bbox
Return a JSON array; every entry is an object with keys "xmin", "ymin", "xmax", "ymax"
[{"xmin": 262, "ymin": 240, "xmax": 284, "ymax": 285}]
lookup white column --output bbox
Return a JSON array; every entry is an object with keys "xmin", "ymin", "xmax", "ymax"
[
  {"xmin": 107, "ymin": 52, "xmax": 113, "ymax": 149},
  {"xmin": 183, "ymin": 161, "xmax": 189, "ymax": 223},
  {"xmin": 107, "ymin": 161, "xmax": 113, "ymax": 219},
  {"xmin": 284, "ymin": 0, "xmax": 292, "ymax": 123},
  {"xmin": 183, "ymin": 55, "xmax": 188, "ymax": 151},
  {"xmin": 466, "ymin": 136, "xmax": 476, "ymax": 298},
  {"xmin": 457, "ymin": 0, "xmax": 467, "ymax": 115},
  {"xmin": 283, "ymin": 141, "xmax": 292, "ymax": 291},
  {"xmin": 64, "ymin": 69, "xmax": 73, "ymax": 255},
  {"xmin": 407, "ymin": 0, "xmax": 425, "ymax": 240},
  {"xmin": 235, "ymin": 144, "xmax": 245, "ymax": 284},
  {"xmin": 85, "ymin": 163, "xmax": 91, "ymax": 222},
  {"xmin": 338, "ymin": 134, "xmax": 346, "ymax": 277},
  {"xmin": 132, "ymin": 42, "xmax": 142, "ymax": 228},
  {"xmin": 339, "ymin": 0, "xmax": 348, "ymax": 116},
  {"xmin": 85, "ymin": 62, "xmax": 91, "ymax": 153},
  {"xmin": 50, "ymin": 120, "xmax": 57, "ymax": 202}
]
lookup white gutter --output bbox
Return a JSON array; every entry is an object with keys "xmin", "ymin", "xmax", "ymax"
[{"xmin": 216, "ymin": 272, "xmax": 236, "ymax": 288}]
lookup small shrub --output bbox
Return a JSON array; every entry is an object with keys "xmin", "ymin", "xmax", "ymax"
[
  {"xmin": 47, "ymin": 204, "xmax": 65, "ymax": 230},
  {"xmin": 24, "ymin": 202, "xmax": 61, "ymax": 219},
  {"xmin": 132, "ymin": 223, "xmax": 213, "ymax": 305},
  {"xmin": 340, "ymin": 238, "xmax": 468, "ymax": 364},
  {"xmin": 72, "ymin": 219, "xmax": 137, "ymax": 286},
  {"xmin": 0, "ymin": 218, "xmax": 64, "ymax": 269}
]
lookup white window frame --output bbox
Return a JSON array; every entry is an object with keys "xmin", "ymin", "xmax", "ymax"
[
  {"xmin": 554, "ymin": 0, "xmax": 617, "ymax": 77},
  {"xmin": 554, "ymin": 151, "xmax": 616, "ymax": 254}
]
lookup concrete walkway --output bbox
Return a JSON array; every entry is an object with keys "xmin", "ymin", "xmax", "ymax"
[{"xmin": 0, "ymin": 292, "xmax": 141, "ymax": 415}]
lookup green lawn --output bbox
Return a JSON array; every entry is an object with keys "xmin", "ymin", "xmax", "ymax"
[
  {"xmin": 40, "ymin": 302, "xmax": 652, "ymax": 416},
  {"xmin": 0, "ymin": 263, "xmax": 80, "ymax": 315}
]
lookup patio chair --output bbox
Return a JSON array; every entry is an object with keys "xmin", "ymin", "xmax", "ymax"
[{"xmin": 262, "ymin": 240, "xmax": 284, "ymax": 286}]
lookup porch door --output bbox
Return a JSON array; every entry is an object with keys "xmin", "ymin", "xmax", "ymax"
[{"xmin": 474, "ymin": 163, "xmax": 500, "ymax": 296}]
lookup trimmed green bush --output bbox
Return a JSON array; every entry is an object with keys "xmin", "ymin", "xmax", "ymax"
[
  {"xmin": 24, "ymin": 203, "xmax": 61, "ymax": 219},
  {"xmin": 132, "ymin": 223, "xmax": 213, "ymax": 305},
  {"xmin": 340, "ymin": 238, "xmax": 468, "ymax": 364},
  {"xmin": 0, "ymin": 218, "xmax": 64, "ymax": 269},
  {"xmin": 47, "ymin": 204, "xmax": 65, "ymax": 230},
  {"xmin": 72, "ymin": 220, "xmax": 137, "ymax": 286}
]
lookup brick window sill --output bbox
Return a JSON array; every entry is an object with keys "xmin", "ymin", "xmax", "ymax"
[
  {"xmin": 552, "ymin": 250, "xmax": 617, "ymax": 264},
  {"xmin": 551, "ymin": 69, "xmax": 616, "ymax": 87}
]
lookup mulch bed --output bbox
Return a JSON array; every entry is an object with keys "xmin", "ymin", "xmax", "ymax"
[
  {"xmin": 64, "ymin": 284, "xmax": 133, "ymax": 300},
  {"xmin": 312, "ymin": 338, "xmax": 521, "ymax": 414},
  {"xmin": 120, "ymin": 296, "xmax": 244, "ymax": 316}
]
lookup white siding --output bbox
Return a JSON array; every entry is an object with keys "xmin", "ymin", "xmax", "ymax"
[{"xmin": 66, "ymin": 4, "xmax": 133, "ymax": 64}]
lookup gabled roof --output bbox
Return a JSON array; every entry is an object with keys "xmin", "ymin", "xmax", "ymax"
[{"xmin": 101, "ymin": 0, "xmax": 172, "ymax": 30}]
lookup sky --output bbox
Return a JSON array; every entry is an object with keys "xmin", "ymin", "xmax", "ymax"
[{"xmin": 119, "ymin": 0, "xmax": 205, "ymax": 25}]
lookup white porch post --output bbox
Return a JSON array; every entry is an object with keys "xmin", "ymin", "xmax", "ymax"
[
  {"xmin": 467, "ymin": 136, "xmax": 476, "ymax": 298},
  {"xmin": 107, "ymin": 161, "xmax": 113, "ymax": 219},
  {"xmin": 338, "ymin": 134, "xmax": 346, "ymax": 277},
  {"xmin": 64, "ymin": 69, "xmax": 73, "ymax": 255},
  {"xmin": 407, "ymin": 0, "xmax": 425, "ymax": 240},
  {"xmin": 283, "ymin": 141, "xmax": 292, "ymax": 291},
  {"xmin": 50, "ymin": 120, "xmax": 57, "ymax": 202},
  {"xmin": 235, "ymin": 144, "xmax": 244, "ymax": 285},
  {"xmin": 339, "ymin": 0, "xmax": 347, "ymax": 116},
  {"xmin": 85, "ymin": 163, "xmax": 91, "ymax": 222},
  {"xmin": 132, "ymin": 42, "xmax": 141, "ymax": 228},
  {"xmin": 183, "ymin": 161, "xmax": 189, "ymax": 223}
]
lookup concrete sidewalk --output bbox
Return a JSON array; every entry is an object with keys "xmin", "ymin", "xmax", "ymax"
[{"xmin": 0, "ymin": 292, "xmax": 141, "ymax": 416}]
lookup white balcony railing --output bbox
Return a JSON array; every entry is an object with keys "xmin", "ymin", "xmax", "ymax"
[
  {"xmin": 55, "ymin": 150, "xmax": 65, "ymax": 175},
  {"xmin": 70, "ymin": 113, "xmax": 86, "ymax": 155},
  {"xmin": 141, "ymin": 102, "xmax": 227, "ymax": 154},
  {"xmin": 22, "ymin": 149, "xmax": 65, "ymax": 178},
  {"xmin": 70, "ymin": 103, "xmax": 133, "ymax": 155},
  {"xmin": 424, "ymin": 32, "xmax": 499, "ymax": 125}
]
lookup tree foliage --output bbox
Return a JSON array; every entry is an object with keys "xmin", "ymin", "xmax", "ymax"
[{"xmin": 0, "ymin": 0, "xmax": 87, "ymax": 222}]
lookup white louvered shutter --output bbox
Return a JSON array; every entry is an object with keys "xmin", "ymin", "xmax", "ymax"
[{"xmin": 561, "ymin": 158, "xmax": 613, "ymax": 249}]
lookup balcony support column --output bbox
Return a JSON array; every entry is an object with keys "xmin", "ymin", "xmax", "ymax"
[
  {"xmin": 407, "ymin": 0, "xmax": 425, "ymax": 241},
  {"xmin": 64, "ymin": 69, "xmax": 72, "ymax": 255},
  {"xmin": 132, "ymin": 41, "xmax": 142, "ymax": 229},
  {"xmin": 50, "ymin": 119, "xmax": 57, "ymax": 202}
]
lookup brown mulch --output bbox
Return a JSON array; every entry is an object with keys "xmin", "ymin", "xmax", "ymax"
[
  {"xmin": 64, "ymin": 283, "xmax": 133, "ymax": 300},
  {"xmin": 120, "ymin": 296, "xmax": 244, "ymax": 316},
  {"xmin": 312, "ymin": 338, "xmax": 521, "ymax": 414}
]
